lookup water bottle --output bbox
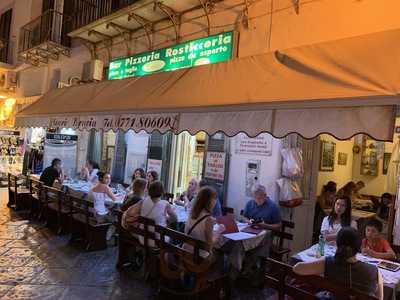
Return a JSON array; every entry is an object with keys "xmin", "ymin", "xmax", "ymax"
[{"xmin": 319, "ymin": 234, "xmax": 325, "ymax": 256}]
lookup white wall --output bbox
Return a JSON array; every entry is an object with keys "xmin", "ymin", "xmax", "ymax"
[{"xmin": 226, "ymin": 133, "xmax": 282, "ymax": 218}]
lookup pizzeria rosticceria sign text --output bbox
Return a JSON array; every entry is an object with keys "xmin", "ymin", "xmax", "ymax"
[
  {"xmin": 47, "ymin": 114, "xmax": 179, "ymax": 132},
  {"xmin": 108, "ymin": 31, "xmax": 233, "ymax": 80}
]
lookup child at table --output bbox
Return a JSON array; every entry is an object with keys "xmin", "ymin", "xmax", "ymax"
[
  {"xmin": 294, "ymin": 227, "xmax": 383, "ymax": 300},
  {"xmin": 361, "ymin": 218, "xmax": 396, "ymax": 261}
]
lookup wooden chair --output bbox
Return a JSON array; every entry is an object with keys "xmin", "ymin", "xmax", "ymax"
[
  {"xmin": 68, "ymin": 194, "xmax": 112, "ymax": 251},
  {"xmin": 127, "ymin": 216, "xmax": 160, "ymax": 281},
  {"xmin": 270, "ymin": 220, "xmax": 295, "ymax": 262},
  {"xmin": 44, "ymin": 185, "xmax": 69, "ymax": 234},
  {"xmin": 264, "ymin": 258, "xmax": 378, "ymax": 300},
  {"xmin": 221, "ymin": 206, "xmax": 234, "ymax": 216},
  {"xmin": 7, "ymin": 173, "xmax": 30, "ymax": 210},
  {"xmin": 27, "ymin": 176, "xmax": 43, "ymax": 218},
  {"xmin": 116, "ymin": 209, "xmax": 143, "ymax": 271},
  {"xmin": 156, "ymin": 225, "xmax": 230, "ymax": 299}
]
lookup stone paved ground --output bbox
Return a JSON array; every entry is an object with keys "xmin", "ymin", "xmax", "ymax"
[{"xmin": 0, "ymin": 188, "xmax": 274, "ymax": 300}]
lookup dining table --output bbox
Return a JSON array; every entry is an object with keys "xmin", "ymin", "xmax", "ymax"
[
  {"xmin": 170, "ymin": 204, "xmax": 271, "ymax": 272},
  {"xmin": 293, "ymin": 243, "xmax": 400, "ymax": 300}
]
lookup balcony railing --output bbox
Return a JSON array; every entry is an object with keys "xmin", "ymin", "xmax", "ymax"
[
  {"xmin": 0, "ymin": 38, "xmax": 9, "ymax": 64},
  {"xmin": 19, "ymin": 10, "xmax": 71, "ymax": 54},
  {"xmin": 70, "ymin": 0, "xmax": 140, "ymax": 31}
]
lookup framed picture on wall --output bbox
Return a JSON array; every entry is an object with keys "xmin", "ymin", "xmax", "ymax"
[
  {"xmin": 383, "ymin": 153, "xmax": 391, "ymax": 175},
  {"xmin": 338, "ymin": 152, "xmax": 348, "ymax": 166},
  {"xmin": 320, "ymin": 141, "xmax": 335, "ymax": 172}
]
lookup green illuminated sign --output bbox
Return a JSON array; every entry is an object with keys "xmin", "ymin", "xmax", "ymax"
[{"xmin": 108, "ymin": 31, "xmax": 233, "ymax": 80}]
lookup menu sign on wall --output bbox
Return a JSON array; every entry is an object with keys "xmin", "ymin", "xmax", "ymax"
[
  {"xmin": 235, "ymin": 134, "xmax": 273, "ymax": 156},
  {"xmin": 108, "ymin": 31, "xmax": 233, "ymax": 80},
  {"xmin": 204, "ymin": 152, "xmax": 226, "ymax": 181}
]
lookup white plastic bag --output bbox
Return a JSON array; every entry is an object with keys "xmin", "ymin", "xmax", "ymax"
[
  {"xmin": 281, "ymin": 148, "xmax": 304, "ymax": 178},
  {"xmin": 276, "ymin": 178, "xmax": 303, "ymax": 208}
]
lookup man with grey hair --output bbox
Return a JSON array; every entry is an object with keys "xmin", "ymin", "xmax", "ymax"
[{"xmin": 242, "ymin": 183, "xmax": 281, "ymax": 230}]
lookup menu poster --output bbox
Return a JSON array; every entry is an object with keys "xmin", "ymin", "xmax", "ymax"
[
  {"xmin": 43, "ymin": 143, "xmax": 77, "ymax": 179},
  {"xmin": 204, "ymin": 152, "xmax": 226, "ymax": 181}
]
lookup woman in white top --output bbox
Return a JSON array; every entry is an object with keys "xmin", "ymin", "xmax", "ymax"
[
  {"xmin": 321, "ymin": 196, "xmax": 357, "ymax": 242},
  {"xmin": 88, "ymin": 172, "xmax": 116, "ymax": 224},
  {"xmin": 184, "ymin": 186, "xmax": 225, "ymax": 258},
  {"xmin": 80, "ymin": 160, "xmax": 100, "ymax": 183},
  {"xmin": 127, "ymin": 181, "xmax": 176, "ymax": 246}
]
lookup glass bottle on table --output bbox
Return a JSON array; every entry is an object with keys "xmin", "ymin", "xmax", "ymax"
[{"xmin": 318, "ymin": 234, "xmax": 325, "ymax": 256}]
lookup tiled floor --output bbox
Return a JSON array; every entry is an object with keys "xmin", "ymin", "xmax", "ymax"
[{"xmin": 0, "ymin": 189, "xmax": 274, "ymax": 299}]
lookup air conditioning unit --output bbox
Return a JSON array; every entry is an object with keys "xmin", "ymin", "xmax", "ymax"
[
  {"xmin": 0, "ymin": 71, "xmax": 17, "ymax": 89},
  {"xmin": 82, "ymin": 59, "xmax": 104, "ymax": 82}
]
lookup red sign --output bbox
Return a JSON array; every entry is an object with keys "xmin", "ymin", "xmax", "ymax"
[{"xmin": 204, "ymin": 152, "xmax": 226, "ymax": 181}]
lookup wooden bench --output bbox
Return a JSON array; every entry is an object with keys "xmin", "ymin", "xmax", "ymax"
[
  {"xmin": 270, "ymin": 220, "xmax": 295, "ymax": 262},
  {"xmin": 27, "ymin": 176, "xmax": 43, "ymax": 219},
  {"xmin": 44, "ymin": 185, "xmax": 68, "ymax": 234},
  {"xmin": 7, "ymin": 173, "xmax": 30, "ymax": 211},
  {"xmin": 156, "ymin": 225, "xmax": 230, "ymax": 299},
  {"xmin": 68, "ymin": 194, "xmax": 112, "ymax": 251},
  {"xmin": 265, "ymin": 258, "xmax": 378, "ymax": 300}
]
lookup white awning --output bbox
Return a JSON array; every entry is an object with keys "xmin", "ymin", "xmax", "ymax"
[{"xmin": 16, "ymin": 29, "xmax": 400, "ymax": 141}]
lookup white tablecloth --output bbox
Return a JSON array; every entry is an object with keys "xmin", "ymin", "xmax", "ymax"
[
  {"xmin": 171, "ymin": 204, "xmax": 189, "ymax": 223},
  {"xmin": 295, "ymin": 244, "xmax": 400, "ymax": 298}
]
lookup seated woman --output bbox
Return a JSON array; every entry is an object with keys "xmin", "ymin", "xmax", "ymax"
[
  {"xmin": 133, "ymin": 168, "xmax": 146, "ymax": 180},
  {"xmin": 362, "ymin": 218, "xmax": 396, "ymax": 261},
  {"xmin": 184, "ymin": 186, "xmax": 225, "ymax": 258},
  {"xmin": 294, "ymin": 227, "xmax": 383, "ymax": 300},
  {"xmin": 321, "ymin": 196, "xmax": 357, "ymax": 242},
  {"xmin": 317, "ymin": 181, "xmax": 337, "ymax": 209},
  {"xmin": 88, "ymin": 172, "xmax": 117, "ymax": 240},
  {"xmin": 89, "ymin": 172, "xmax": 116, "ymax": 223},
  {"xmin": 174, "ymin": 178, "xmax": 198, "ymax": 209},
  {"xmin": 146, "ymin": 170, "xmax": 159, "ymax": 185},
  {"xmin": 199, "ymin": 179, "xmax": 222, "ymax": 217},
  {"xmin": 124, "ymin": 181, "xmax": 176, "ymax": 246},
  {"xmin": 80, "ymin": 160, "xmax": 100, "ymax": 183},
  {"xmin": 121, "ymin": 178, "xmax": 147, "ymax": 212}
]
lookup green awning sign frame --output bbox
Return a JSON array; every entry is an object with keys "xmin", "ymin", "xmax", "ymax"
[{"xmin": 108, "ymin": 31, "xmax": 233, "ymax": 80}]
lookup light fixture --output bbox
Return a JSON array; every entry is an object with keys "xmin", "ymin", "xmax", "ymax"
[
  {"xmin": 5, "ymin": 98, "xmax": 16, "ymax": 107},
  {"xmin": 0, "ymin": 95, "xmax": 7, "ymax": 99}
]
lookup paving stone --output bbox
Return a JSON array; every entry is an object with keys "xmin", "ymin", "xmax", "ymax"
[{"xmin": 2, "ymin": 284, "xmax": 67, "ymax": 300}]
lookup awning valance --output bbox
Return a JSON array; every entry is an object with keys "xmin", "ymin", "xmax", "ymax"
[{"xmin": 16, "ymin": 29, "xmax": 400, "ymax": 141}]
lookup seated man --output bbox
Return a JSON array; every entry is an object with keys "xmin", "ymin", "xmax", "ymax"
[
  {"xmin": 361, "ymin": 218, "xmax": 396, "ymax": 261},
  {"xmin": 40, "ymin": 158, "xmax": 64, "ymax": 187},
  {"xmin": 242, "ymin": 184, "xmax": 281, "ymax": 230}
]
